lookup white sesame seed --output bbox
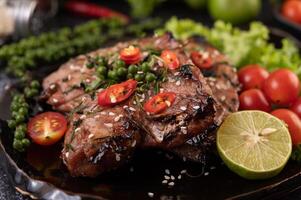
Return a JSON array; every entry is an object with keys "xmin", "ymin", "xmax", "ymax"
[
  {"xmin": 104, "ymin": 123, "xmax": 113, "ymax": 128},
  {"xmin": 147, "ymin": 192, "xmax": 154, "ymax": 198},
  {"xmin": 129, "ymin": 107, "xmax": 136, "ymax": 112},
  {"xmin": 94, "ymin": 115, "xmax": 100, "ymax": 119},
  {"xmin": 204, "ymin": 172, "xmax": 209, "ymax": 176},
  {"xmin": 165, "ymin": 169, "xmax": 170, "ymax": 174},
  {"xmin": 109, "ymin": 112, "xmax": 115, "ymax": 116},
  {"xmin": 88, "ymin": 134, "xmax": 94, "ymax": 139},
  {"xmin": 164, "ymin": 175, "xmax": 170, "ymax": 180},
  {"xmin": 193, "ymin": 105, "xmax": 200, "ymax": 110},
  {"xmin": 160, "ymin": 88, "xmax": 164, "ymax": 93},
  {"xmin": 115, "ymin": 154, "xmax": 121, "ymax": 161},
  {"xmin": 81, "ymin": 96, "xmax": 87, "ymax": 102},
  {"xmin": 130, "ymin": 140, "xmax": 136, "ymax": 147},
  {"xmin": 139, "ymin": 98, "xmax": 144, "ymax": 102},
  {"xmin": 100, "ymin": 111, "xmax": 106, "ymax": 115},
  {"xmin": 75, "ymin": 127, "xmax": 81, "ymax": 132},
  {"xmin": 133, "ymin": 101, "xmax": 137, "ymax": 105},
  {"xmin": 174, "ymin": 72, "xmax": 180, "ymax": 76},
  {"xmin": 65, "ymin": 152, "xmax": 69, "ymax": 158},
  {"xmin": 52, "ymin": 98, "xmax": 58, "ymax": 103},
  {"xmin": 123, "ymin": 105, "xmax": 128, "ymax": 109},
  {"xmin": 221, "ymin": 96, "xmax": 226, "ymax": 101},
  {"xmin": 85, "ymin": 78, "xmax": 91, "ymax": 83},
  {"xmin": 80, "ymin": 115, "xmax": 86, "ymax": 120},
  {"xmin": 180, "ymin": 106, "xmax": 187, "ymax": 111},
  {"xmin": 50, "ymin": 84, "xmax": 56, "ymax": 90},
  {"xmin": 137, "ymin": 71, "xmax": 144, "ymax": 74},
  {"xmin": 178, "ymin": 175, "xmax": 182, "ymax": 179},
  {"xmin": 171, "ymin": 175, "xmax": 175, "ymax": 180},
  {"xmin": 210, "ymin": 166, "xmax": 216, "ymax": 170},
  {"xmin": 162, "ymin": 180, "xmax": 168, "ymax": 184},
  {"xmin": 114, "ymin": 116, "xmax": 121, "ymax": 122},
  {"xmin": 176, "ymin": 80, "xmax": 181, "ymax": 86},
  {"xmin": 168, "ymin": 182, "xmax": 175, "ymax": 186},
  {"xmin": 67, "ymin": 74, "xmax": 72, "ymax": 81},
  {"xmin": 180, "ymin": 170, "xmax": 187, "ymax": 174}
]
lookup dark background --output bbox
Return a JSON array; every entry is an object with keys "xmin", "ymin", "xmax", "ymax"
[{"xmin": 1, "ymin": 0, "xmax": 301, "ymax": 199}]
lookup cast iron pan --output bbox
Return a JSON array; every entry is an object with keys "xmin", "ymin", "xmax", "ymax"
[{"xmin": 0, "ymin": 28, "xmax": 301, "ymax": 200}]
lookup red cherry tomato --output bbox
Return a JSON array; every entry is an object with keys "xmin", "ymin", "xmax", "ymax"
[
  {"xmin": 190, "ymin": 51, "xmax": 212, "ymax": 69},
  {"xmin": 144, "ymin": 92, "xmax": 176, "ymax": 114},
  {"xmin": 120, "ymin": 46, "xmax": 141, "ymax": 65},
  {"xmin": 98, "ymin": 79, "xmax": 137, "ymax": 107},
  {"xmin": 271, "ymin": 109, "xmax": 301, "ymax": 145},
  {"xmin": 263, "ymin": 69, "xmax": 300, "ymax": 106},
  {"xmin": 238, "ymin": 64, "xmax": 269, "ymax": 91},
  {"xmin": 161, "ymin": 50, "xmax": 180, "ymax": 70},
  {"xmin": 281, "ymin": 0, "xmax": 301, "ymax": 24},
  {"xmin": 239, "ymin": 89, "xmax": 271, "ymax": 112},
  {"xmin": 290, "ymin": 97, "xmax": 301, "ymax": 119},
  {"xmin": 27, "ymin": 112, "xmax": 68, "ymax": 146}
]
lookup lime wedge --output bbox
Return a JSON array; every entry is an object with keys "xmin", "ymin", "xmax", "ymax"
[{"xmin": 217, "ymin": 111, "xmax": 292, "ymax": 180}]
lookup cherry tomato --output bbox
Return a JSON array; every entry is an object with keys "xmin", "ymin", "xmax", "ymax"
[
  {"xmin": 27, "ymin": 112, "xmax": 68, "ymax": 146},
  {"xmin": 239, "ymin": 89, "xmax": 271, "ymax": 112},
  {"xmin": 271, "ymin": 109, "xmax": 301, "ymax": 145},
  {"xmin": 263, "ymin": 69, "xmax": 300, "ymax": 106},
  {"xmin": 238, "ymin": 64, "xmax": 269, "ymax": 91},
  {"xmin": 161, "ymin": 50, "xmax": 180, "ymax": 70},
  {"xmin": 98, "ymin": 79, "xmax": 137, "ymax": 107},
  {"xmin": 281, "ymin": 0, "xmax": 301, "ymax": 24},
  {"xmin": 290, "ymin": 97, "xmax": 301, "ymax": 119},
  {"xmin": 190, "ymin": 51, "xmax": 212, "ymax": 69},
  {"xmin": 120, "ymin": 46, "xmax": 141, "ymax": 65},
  {"xmin": 144, "ymin": 92, "xmax": 176, "ymax": 114}
]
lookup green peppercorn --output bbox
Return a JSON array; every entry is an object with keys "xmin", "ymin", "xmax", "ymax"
[
  {"xmin": 8, "ymin": 120, "xmax": 16, "ymax": 129},
  {"xmin": 108, "ymin": 70, "xmax": 119, "ymax": 80},
  {"xmin": 145, "ymin": 72, "xmax": 156, "ymax": 82},
  {"xmin": 117, "ymin": 67, "xmax": 127, "ymax": 77},
  {"xmin": 18, "ymin": 107, "xmax": 28, "ymax": 116},
  {"xmin": 135, "ymin": 74, "xmax": 144, "ymax": 81},
  {"xmin": 13, "ymin": 139, "xmax": 23, "ymax": 150},
  {"xmin": 128, "ymin": 65, "xmax": 138, "ymax": 74},
  {"xmin": 98, "ymin": 75, "xmax": 106, "ymax": 81},
  {"xmin": 96, "ymin": 56, "xmax": 106, "ymax": 66},
  {"xmin": 10, "ymin": 103, "xmax": 19, "ymax": 112},
  {"xmin": 96, "ymin": 66, "xmax": 107, "ymax": 75},
  {"xmin": 127, "ymin": 74, "xmax": 134, "ymax": 79},
  {"xmin": 15, "ymin": 115, "xmax": 25, "ymax": 124},
  {"xmin": 141, "ymin": 62, "xmax": 151, "ymax": 73},
  {"xmin": 21, "ymin": 138, "xmax": 30, "ymax": 147},
  {"xmin": 17, "ymin": 124, "xmax": 27, "ymax": 133},
  {"xmin": 15, "ymin": 130, "xmax": 25, "ymax": 140},
  {"xmin": 25, "ymin": 88, "xmax": 39, "ymax": 98},
  {"xmin": 86, "ymin": 62, "xmax": 94, "ymax": 69},
  {"xmin": 114, "ymin": 60, "xmax": 126, "ymax": 68},
  {"xmin": 30, "ymin": 80, "xmax": 40, "ymax": 89}
]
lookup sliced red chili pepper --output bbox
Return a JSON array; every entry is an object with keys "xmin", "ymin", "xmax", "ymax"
[
  {"xmin": 190, "ymin": 51, "xmax": 212, "ymax": 69},
  {"xmin": 161, "ymin": 50, "xmax": 180, "ymax": 70},
  {"xmin": 120, "ymin": 46, "xmax": 141, "ymax": 65},
  {"xmin": 98, "ymin": 79, "xmax": 137, "ymax": 107},
  {"xmin": 144, "ymin": 92, "xmax": 176, "ymax": 114}
]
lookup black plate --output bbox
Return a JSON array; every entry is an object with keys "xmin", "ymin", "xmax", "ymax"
[{"xmin": 1, "ymin": 28, "xmax": 301, "ymax": 200}]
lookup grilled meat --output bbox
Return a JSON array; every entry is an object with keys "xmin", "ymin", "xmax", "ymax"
[{"xmin": 42, "ymin": 33, "xmax": 238, "ymax": 177}]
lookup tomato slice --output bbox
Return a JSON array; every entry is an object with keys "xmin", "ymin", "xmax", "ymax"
[
  {"xmin": 190, "ymin": 51, "xmax": 212, "ymax": 69},
  {"xmin": 120, "ymin": 46, "xmax": 141, "ymax": 65},
  {"xmin": 98, "ymin": 79, "xmax": 137, "ymax": 107},
  {"xmin": 161, "ymin": 50, "xmax": 180, "ymax": 70},
  {"xmin": 144, "ymin": 92, "xmax": 176, "ymax": 114},
  {"xmin": 27, "ymin": 112, "xmax": 68, "ymax": 146}
]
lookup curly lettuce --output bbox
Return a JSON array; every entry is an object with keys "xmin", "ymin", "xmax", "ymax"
[{"xmin": 157, "ymin": 17, "xmax": 301, "ymax": 77}]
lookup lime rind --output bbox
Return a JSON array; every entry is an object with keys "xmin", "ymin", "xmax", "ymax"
[{"xmin": 217, "ymin": 110, "xmax": 292, "ymax": 180}]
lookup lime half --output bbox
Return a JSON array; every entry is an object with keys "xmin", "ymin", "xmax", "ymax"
[{"xmin": 217, "ymin": 111, "xmax": 292, "ymax": 180}]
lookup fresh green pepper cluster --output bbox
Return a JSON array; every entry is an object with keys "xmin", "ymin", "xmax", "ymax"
[
  {"xmin": 0, "ymin": 19, "xmax": 124, "ymax": 78},
  {"xmin": 0, "ymin": 18, "xmax": 161, "ymax": 79},
  {"xmin": 127, "ymin": 62, "xmax": 156, "ymax": 83},
  {"xmin": 8, "ymin": 94, "xmax": 31, "ymax": 152}
]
